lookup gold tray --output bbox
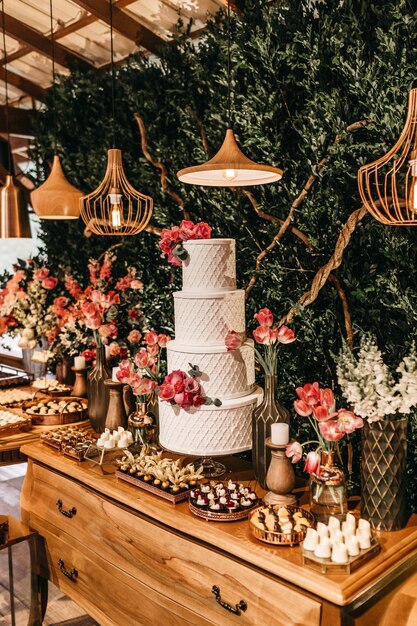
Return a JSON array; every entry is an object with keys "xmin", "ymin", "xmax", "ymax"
[
  {"xmin": 249, "ymin": 505, "xmax": 315, "ymax": 546},
  {"xmin": 0, "ymin": 416, "xmax": 32, "ymax": 438},
  {"xmin": 23, "ymin": 396, "xmax": 87, "ymax": 426},
  {"xmin": 301, "ymin": 533, "xmax": 381, "ymax": 574},
  {"xmin": 189, "ymin": 501, "xmax": 256, "ymax": 522},
  {"xmin": 116, "ymin": 470, "xmax": 191, "ymax": 504}
]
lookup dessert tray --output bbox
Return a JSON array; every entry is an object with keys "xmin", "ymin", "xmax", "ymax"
[
  {"xmin": 22, "ymin": 396, "xmax": 87, "ymax": 425},
  {"xmin": 0, "ymin": 409, "xmax": 32, "ymax": 438},
  {"xmin": 189, "ymin": 481, "xmax": 259, "ymax": 522},
  {"xmin": 0, "ymin": 388, "xmax": 33, "ymax": 407},
  {"xmin": 116, "ymin": 450, "xmax": 204, "ymax": 504},
  {"xmin": 249, "ymin": 505, "xmax": 315, "ymax": 546},
  {"xmin": 40, "ymin": 427, "xmax": 95, "ymax": 461},
  {"xmin": 0, "ymin": 365, "xmax": 32, "ymax": 388},
  {"xmin": 301, "ymin": 513, "xmax": 381, "ymax": 574}
]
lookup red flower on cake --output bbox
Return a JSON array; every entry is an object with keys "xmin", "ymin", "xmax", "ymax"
[
  {"xmin": 158, "ymin": 220, "xmax": 212, "ymax": 266},
  {"xmin": 225, "ymin": 330, "xmax": 245, "ymax": 351}
]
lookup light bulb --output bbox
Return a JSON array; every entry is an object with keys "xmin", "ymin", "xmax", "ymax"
[
  {"xmin": 409, "ymin": 153, "xmax": 417, "ymax": 212},
  {"xmin": 224, "ymin": 168, "xmax": 238, "ymax": 181},
  {"xmin": 111, "ymin": 205, "xmax": 122, "ymax": 228},
  {"xmin": 108, "ymin": 186, "xmax": 123, "ymax": 228}
]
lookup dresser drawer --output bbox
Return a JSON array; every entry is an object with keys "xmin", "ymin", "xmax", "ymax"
[
  {"xmin": 39, "ymin": 525, "xmax": 211, "ymax": 626},
  {"xmin": 29, "ymin": 463, "xmax": 322, "ymax": 626}
]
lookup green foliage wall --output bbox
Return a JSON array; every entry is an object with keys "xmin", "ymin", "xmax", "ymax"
[{"xmin": 32, "ymin": 0, "xmax": 417, "ymax": 505}]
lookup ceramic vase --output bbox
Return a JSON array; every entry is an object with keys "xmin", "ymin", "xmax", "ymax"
[{"xmin": 87, "ymin": 345, "xmax": 111, "ymax": 433}]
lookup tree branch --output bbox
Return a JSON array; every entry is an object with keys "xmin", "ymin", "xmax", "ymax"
[
  {"xmin": 134, "ymin": 112, "xmax": 190, "ymax": 220},
  {"xmin": 328, "ymin": 274, "xmax": 354, "ymax": 348}
]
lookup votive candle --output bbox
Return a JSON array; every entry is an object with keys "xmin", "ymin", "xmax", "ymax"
[
  {"xmin": 112, "ymin": 366, "xmax": 120, "ymax": 382},
  {"xmin": 270, "ymin": 423, "xmax": 289, "ymax": 445},
  {"xmin": 74, "ymin": 355, "xmax": 86, "ymax": 370}
]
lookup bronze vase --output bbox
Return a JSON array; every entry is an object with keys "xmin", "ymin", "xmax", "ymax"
[
  {"xmin": 309, "ymin": 450, "xmax": 347, "ymax": 523},
  {"xmin": 361, "ymin": 418, "xmax": 408, "ymax": 531},
  {"xmin": 87, "ymin": 345, "xmax": 111, "ymax": 434},
  {"xmin": 55, "ymin": 359, "xmax": 75, "ymax": 385},
  {"xmin": 252, "ymin": 375, "xmax": 290, "ymax": 489},
  {"xmin": 128, "ymin": 401, "xmax": 155, "ymax": 448}
]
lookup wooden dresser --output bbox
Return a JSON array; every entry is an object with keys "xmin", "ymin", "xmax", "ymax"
[{"xmin": 20, "ymin": 442, "xmax": 417, "ymax": 626}]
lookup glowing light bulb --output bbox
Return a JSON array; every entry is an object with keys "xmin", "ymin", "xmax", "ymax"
[
  {"xmin": 108, "ymin": 187, "xmax": 123, "ymax": 229},
  {"xmin": 224, "ymin": 168, "xmax": 238, "ymax": 181},
  {"xmin": 409, "ymin": 153, "xmax": 417, "ymax": 212},
  {"xmin": 111, "ymin": 206, "xmax": 122, "ymax": 228}
]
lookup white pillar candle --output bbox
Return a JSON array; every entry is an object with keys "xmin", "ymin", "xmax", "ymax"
[
  {"xmin": 112, "ymin": 366, "xmax": 120, "ymax": 382},
  {"xmin": 302, "ymin": 528, "xmax": 319, "ymax": 551},
  {"xmin": 317, "ymin": 521, "xmax": 330, "ymax": 537},
  {"xmin": 74, "ymin": 355, "xmax": 86, "ymax": 370},
  {"xmin": 270, "ymin": 422, "xmax": 289, "ymax": 445},
  {"xmin": 328, "ymin": 516, "xmax": 341, "ymax": 531}
]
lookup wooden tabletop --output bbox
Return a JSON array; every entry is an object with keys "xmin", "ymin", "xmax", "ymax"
[
  {"xmin": 21, "ymin": 440, "xmax": 417, "ymax": 609},
  {"xmin": 0, "ymin": 515, "xmax": 36, "ymax": 550}
]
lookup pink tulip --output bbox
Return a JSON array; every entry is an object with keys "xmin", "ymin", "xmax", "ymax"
[
  {"xmin": 144, "ymin": 330, "xmax": 159, "ymax": 346},
  {"xmin": 133, "ymin": 378, "xmax": 157, "ymax": 396},
  {"xmin": 286, "ymin": 441, "xmax": 303, "ymax": 464},
  {"xmin": 167, "ymin": 252, "xmax": 182, "ymax": 267},
  {"xmin": 42, "ymin": 276, "xmax": 58, "ymax": 290},
  {"xmin": 277, "ymin": 325, "xmax": 296, "ymax": 344},
  {"xmin": 157, "ymin": 333, "xmax": 171, "ymax": 347},
  {"xmin": 225, "ymin": 330, "xmax": 245, "ymax": 351},
  {"xmin": 116, "ymin": 367, "xmax": 132, "ymax": 385},
  {"xmin": 158, "ymin": 383, "xmax": 176, "ymax": 401},
  {"xmin": 147, "ymin": 344, "xmax": 159, "ymax": 357},
  {"xmin": 128, "ymin": 329, "xmax": 142, "ymax": 344},
  {"xmin": 294, "ymin": 399, "xmax": 313, "ymax": 416},
  {"xmin": 336, "ymin": 409, "xmax": 364, "ymax": 434},
  {"xmin": 81, "ymin": 302, "xmax": 98, "ymax": 319},
  {"xmin": 321, "ymin": 388, "xmax": 335, "ymax": 411},
  {"xmin": 303, "ymin": 451, "xmax": 321, "ymax": 475},
  {"xmin": 254, "ymin": 307, "xmax": 274, "ymax": 327},
  {"xmin": 135, "ymin": 349, "xmax": 150, "ymax": 369},
  {"xmin": 296, "ymin": 382, "xmax": 321, "ymax": 407},
  {"xmin": 312, "ymin": 405, "xmax": 331, "ymax": 422},
  {"xmin": 85, "ymin": 314, "xmax": 102, "ymax": 330},
  {"xmin": 319, "ymin": 420, "xmax": 345, "ymax": 442},
  {"xmin": 253, "ymin": 325, "xmax": 273, "ymax": 344}
]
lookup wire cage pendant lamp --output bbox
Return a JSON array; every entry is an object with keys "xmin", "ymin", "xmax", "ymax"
[
  {"xmin": 31, "ymin": 0, "xmax": 82, "ymax": 220},
  {"xmin": 358, "ymin": 88, "xmax": 417, "ymax": 225},
  {"xmin": 177, "ymin": 0, "xmax": 283, "ymax": 187},
  {"xmin": 80, "ymin": 0, "xmax": 153, "ymax": 236},
  {"xmin": 0, "ymin": 0, "xmax": 30, "ymax": 238}
]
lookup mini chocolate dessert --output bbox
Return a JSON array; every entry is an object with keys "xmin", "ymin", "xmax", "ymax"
[{"xmin": 195, "ymin": 495, "xmax": 209, "ymax": 509}]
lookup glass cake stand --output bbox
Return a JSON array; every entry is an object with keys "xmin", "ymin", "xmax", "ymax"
[{"xmin": 193, "ymin": 456, "xmax": 226, "ymax": 478}]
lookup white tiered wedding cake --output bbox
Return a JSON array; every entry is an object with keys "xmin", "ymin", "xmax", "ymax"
[{"xmin": 158, "ymin": 238, "xmax": 261, "ymax": 456}]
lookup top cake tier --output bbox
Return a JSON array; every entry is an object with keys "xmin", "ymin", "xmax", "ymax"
[{"xmin": 182, "ymin": 239, "xmax": 236, "ymax": 293}]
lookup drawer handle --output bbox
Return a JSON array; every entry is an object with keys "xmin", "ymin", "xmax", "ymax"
[
  {"xmin": 56, "ymin": 499, "xmax": 77, "ymax": 518},
  {"xmin": 212, "ymin": 585, "xmax": 247, "ymax": 616},
  {"xmin": 58, "ymin": 559, "xmax": 78, "ymax": 582}
]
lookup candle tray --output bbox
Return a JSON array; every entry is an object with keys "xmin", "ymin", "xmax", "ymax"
[
  {"xmin": 249, "ymin": 505, "xmax": 315, "ymax": 546},
  {"xmin": 115, "ymin": 469, "xmax": 191, "ymax": 504},
  {"xmin": 301, "ymin": 533, "xmax": 381, "ymax": 574}
]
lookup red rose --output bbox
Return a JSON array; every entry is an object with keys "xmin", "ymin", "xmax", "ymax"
[
  {"xmin": 34, "ymin": 268, "xmax": 50, "ymax": 280},
  {"xmin": 42, "ymin": 276, "xmax": 58, "ymax": 290},
  {"xmin": 174, "ymin": 381, "xmax": 185, "ymax": 393},
  {"xmin": 193, "ymin": 394, "xmax": 206, "ymax": 407},
  {"xmin": 158, "ymin": 382, "xmax": 176, "ymax": 401},
  {"xmin": 179, "ymin": 220, "xmax": 198, "ymax": 241},
  {"xmin": 194, "ymin": 222, "xmax": 212, "ymax": 239}
]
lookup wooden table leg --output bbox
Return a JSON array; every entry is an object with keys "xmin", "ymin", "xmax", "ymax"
[
  {"xmin": 27, "ymin": 534, "xmax": 47, "ymax": 626},
  {"xmin": 8, "ymin": 546, "xmax": 16, "ymax": 626}
]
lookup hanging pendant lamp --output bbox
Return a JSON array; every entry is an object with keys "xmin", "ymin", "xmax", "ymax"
[
  {"xmin": 177, "ymin": 0, "xmax": 282, "ymax": 187},
  {"xmin": 31, "ymin": 0, "xmax": 82, "ymax": 220},
  {"xmin": 0, "ymin": 0, "xmax": 30, "ymax": 238},
  {"xmin": 358, "ymin": 88, "xmax": 417, "ymax": 225},
  {"xmin": 80, "ymin": 0, "xmax": 153, "ymax": 236}
]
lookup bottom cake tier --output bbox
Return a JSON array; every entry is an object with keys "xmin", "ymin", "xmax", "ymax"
[{"xmin": 158, "ymin": 388, "xmax": 262, "ymax": 457}]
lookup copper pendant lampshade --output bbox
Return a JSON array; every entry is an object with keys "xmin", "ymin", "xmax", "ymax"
[
  {"xmin": 31, "ymin": 155, "xmax": 83, "ymax": 220},
  {"xmin": 177, "ymin": 128, "xmax": 283, "ymax": 187},
  {"xmin": 80, "ymin": 148, "xmax": 153, "ymax": 236},
  {"xmin": 177, "ymin": 0, "xmax": 283, "ymax": 187},
  {"xmin": 358, "ymin": 88, "xmax": 417, "ymax": 225},
  {"xmin": 0, "ymin": 175, "xmax": 30, "ymax": 238}
]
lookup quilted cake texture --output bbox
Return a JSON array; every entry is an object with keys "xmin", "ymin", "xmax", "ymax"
[{"xmin": 182, "ymin": 239, "xmax": 236, "ymax": 292}]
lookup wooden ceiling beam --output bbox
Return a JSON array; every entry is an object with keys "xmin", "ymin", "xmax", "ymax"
[
  {"xmin": 71, "ymin": 0, "xmax": 165, "ymax": 54},
  {"xmin": 0, "ymin": 67, "xmax": 46, "ymax": 101},
  {"xmin": 0, "ymin": 106, "xmax": 36, "ymax": 136},
  {"xmin": 3, "ymin": 13, "xmax": 92, "ymax": 70}
]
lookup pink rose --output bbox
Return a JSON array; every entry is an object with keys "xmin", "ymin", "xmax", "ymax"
[
  {"xmin": 179, "ymin": 220, "xmax": 198, "ymax": 241},
  {"xmin": 294, "ymin": 399, "xmax": 313, "ymax": 417},
  {"xmin": 165, "ymin": 370, "xmax": 186, "ymax": 386},
  {"xmin": 194, "ymin": 222, "xmax": 212, "ymax": 239},
  {"xmin": 184, "ymin": 377, "xmax": 200, "ymax": 394},
  {"xmin": 254, "ymin": 307, "xmax": 273, "ymax": 327},
  {"xmin": 193, "ymin": 394, "xmax": 206, "ymax": 407},
  {"xmin": 144, "ymin": 330, "xmax": 159, "ymax": 346},
  {"xmin": 303, "ymin": 451, "xmax": 321, "ymax": 475},
  {"xmin": 34, "ymin": 268, "xmax": 49, "ymax": 280},
  {"xmin": 109, "ymin": 341, "xmax": 121, "ymax": 357},
  {"xmin": 85, "ymin": 314, "xmax": 102, "ymax": 330},
  {"xmin": 253, "ymin": 325, "xmax": 273, "ymax": 344},
  {"xmin": 335, "ymin": 409, "xmax": 364, "ymax": 434},
  {"xmin": 225, "ymin": 330, "xmax": 245, "ymax": 351},
  {"xmin": 130, "ymin": 279, "xmax": 143, "ymax": 290},
  {"xmin": 42, "ymin": 276, "xmax": 58, "ymax": 290},
  {"xmin": 319, "ymin": 420, "xmax": 345, "ymax": 442},
  {"xmin": 277, "ymin": 325, "xmax": 296, "ymax": 344},
  {"xmin": 157, "ymin": 333, "xmax": 171, "ymax": 348},
  {"xmin": 174, "ymin": 392, "xmax": 193, "ymax": 408},
  {"xmin": 134, "ymin": 349, "xmax": 150, "ymax": 369},
  {"xmin": 128, "ymin": 329, "xmax": 142, "ymax": 344},
  {"xmin": 286, "ymin": 441, "xmax": 303, "ymax": 464},
  {"xmin": 158, "ymin": 383, "xmax": 176, "ymax": 401}
]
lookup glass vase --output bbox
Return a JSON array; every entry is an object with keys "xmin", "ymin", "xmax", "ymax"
[
  {"xmin": 128, "ymin": 401, "xmax": 155, "ymax": 449},
  {"xmin": 309, "ymin": 450, "xmax": 347, "ymax": 523},
  {"xmin": 87, "ymin": 344, "xmax": 111, "ymax": 433},
  {"xmin": 252, "ymin": 375, "xmax": 290, "ymax": 489}
]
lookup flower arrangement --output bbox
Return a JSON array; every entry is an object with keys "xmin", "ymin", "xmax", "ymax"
[
  {"xmin": 158, "ymin": 364, "xmax": 221, "ymax": 409},
  {"xmin": 225, "ymin": 307, "xmax": 296, "ymax": 376},
  {"xmin": 336, "ymin": 335, "xmax": 417, "ymax": 422},
  {"xmin": 285, "ymin": 382, "xmax": 363, "ymax": 475},
  {"xmin": 159, "ymin": 219, "xmax": 212, "ymax": 266}
]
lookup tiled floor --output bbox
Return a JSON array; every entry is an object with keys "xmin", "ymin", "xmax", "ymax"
[{"xmin": 0, "ymin": 464, "xmax": 96, "ymax": 625}]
